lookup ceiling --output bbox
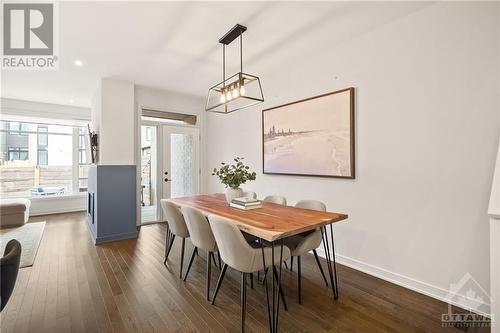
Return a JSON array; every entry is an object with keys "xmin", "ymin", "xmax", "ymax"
[{"xmin": 1, "ymin": 1, "xmax": 430, "ymax": 107}]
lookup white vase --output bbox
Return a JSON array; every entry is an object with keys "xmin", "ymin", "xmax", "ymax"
[{"xmin": 225, "ymin": 187, "xmax": 244, "ymax": 204}]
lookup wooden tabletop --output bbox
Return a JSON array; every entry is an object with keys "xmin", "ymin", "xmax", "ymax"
[{"xmin": 168, "ymin": 193, "xmax": 348, "ymax": 242}]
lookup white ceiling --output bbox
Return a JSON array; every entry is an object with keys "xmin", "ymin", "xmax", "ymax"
[{"xmin": 1, "ymin": 1, "xmax": 430, "ymax": 107}]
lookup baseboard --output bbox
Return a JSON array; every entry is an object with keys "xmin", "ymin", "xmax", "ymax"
[
  {"xmin": 94, "ymin": 231, "xmax": 139, "ymax": 244},
  {"xmin": 30, "ymin": 207, "xmax": 86, "ymax": 216},
  {"xmin": 315, "ymin": 248, "xmax": 491, "ymax": 317}
]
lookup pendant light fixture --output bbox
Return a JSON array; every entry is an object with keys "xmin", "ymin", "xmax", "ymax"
[{"xmin": 205, "ymin": 24, "xmax": 264, "ymax": 113}]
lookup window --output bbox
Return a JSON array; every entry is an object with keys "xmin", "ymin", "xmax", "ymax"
[
  {"xmin": 8, "ymin": 122, "xmax": 18, "ymax": 134},
  {"xmin": 8, "ymin": 122, "xmax": 29, "ymax": 136},
  {"xmin": 146, "ymin": 127, "xmax": 152, "ymax": 141},
  {"xmin": 78, "ymin": 128, "xmax": 86, "ymax": 164},
  {"xmin": 78, "ymin": 128, "xmax": 89, "ymax": 192},
  {"xmin": 37, "ymin": 126, "xmax": 48, "ymax": 147},
  {"xmin": 0, "ymin": 120, "xmax": 88, "ymax": 198},
  {"xmin": 79, "ymin": 150, "xmax": 86, "ymax": 164},
  {"xmin": 37, "ymin": 149, "xmax": 48, "ymax": 165},
  {"xmin": 37, "ymin": 126, "xmax": 48, "ymax": 165},
  {"xmin": 8, "ymin": 147, "xmax": 29, "ymax": 161}
]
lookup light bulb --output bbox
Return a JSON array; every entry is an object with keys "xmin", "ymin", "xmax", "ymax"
[
  {"xmin": 220, "ymin": 94, "xmax": 226, "ymax": 103},
  {"xmin": 240, "ymin": 85, "xmax": 245, "ymax": 96},
  {"xmin": 232, "ymin": 87, "xmax": 239, "ymax": 98},
  {"xmin": 226, "ymin": 91, "xmax": 232, "ymax": 101}
]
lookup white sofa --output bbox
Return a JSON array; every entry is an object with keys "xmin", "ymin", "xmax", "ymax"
[{"xmin": 0, "ymin": 198, "xmax": 31, "ymax": 229}]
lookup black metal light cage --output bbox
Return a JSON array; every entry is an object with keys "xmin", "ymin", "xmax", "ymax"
[{"xmin": 205, "ymin": 24, "xmax": 264, "ymax": 113}]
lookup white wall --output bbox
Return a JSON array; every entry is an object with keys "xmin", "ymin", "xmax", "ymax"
[
  {"xmin": 490, "ymin": 138, "xmax": 500, "ymax": 330},
  {"xmin": 205, "ymin": 2, "xmax": 500, "ymax": 312},
  {"xmin": 135, "ymin": 85, "xmax": 205, "ymax": 116},
  {"xmin": 90, "ymin": 80, "xmax": 102, "ymax": 134},
  {"xmin": 92, "ymin": 79, "xmax": 136, "ymax": 165}
]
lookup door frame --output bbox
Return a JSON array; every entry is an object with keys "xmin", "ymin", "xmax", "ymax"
[{"xmin": 138, "ymin": 116, "xmax": 201, "ymax": 225}]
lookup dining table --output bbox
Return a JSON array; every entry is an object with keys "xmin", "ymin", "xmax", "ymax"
[{"xmin": 168, "ymin": 193, "xmax": 348, "ymax": 333}]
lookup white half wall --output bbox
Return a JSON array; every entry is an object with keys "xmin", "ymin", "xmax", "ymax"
[
  {"xmin": 205, "ymin": 2, "xmax": 500, "ymax": 312},
  {"xmin": 29, "ymin": 195, "xmax": 86, "ymax": 216}
]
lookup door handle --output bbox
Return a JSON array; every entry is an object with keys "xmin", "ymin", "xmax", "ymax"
[{"xmin": 164, "ymin": 178, "xmax": 172, "ymax": 182}]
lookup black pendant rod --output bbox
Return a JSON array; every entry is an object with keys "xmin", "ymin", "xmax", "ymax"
[
  {"xmin": 222, "ymin": 44, "xmax": 225, "ymax": 88},
  {"xmin": 219, "ymin": 24, "xmax": 246, "ymax": 78}
]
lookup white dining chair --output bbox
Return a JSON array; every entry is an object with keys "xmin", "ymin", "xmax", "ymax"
[
  {"xmin": 181, "ymin": 206, "xmax": 220, "ymax": 301},
  {"xmin": 263, "ymin": 195, "xmax": 287, "ymax": 205},
  {"xmin": 208, "ymin": 214, "xmax": 291, "ymax": 332},
  {"xmin": 160, "ymin": 199, "xmax": 190, "ymax": 279},
  {"xmin": 284, "ymin": 200, "xmax": 329, "ymax": 304}
]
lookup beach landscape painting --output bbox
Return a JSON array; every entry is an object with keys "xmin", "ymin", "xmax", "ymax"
[{"xmin": 262, "ymin": 88, "xmax": 355, "ymax": 178}]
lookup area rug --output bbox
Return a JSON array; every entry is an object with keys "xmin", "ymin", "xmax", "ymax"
[{"xmin": 0, "ymin": 222, "xmax": 45, "ymax": 268}]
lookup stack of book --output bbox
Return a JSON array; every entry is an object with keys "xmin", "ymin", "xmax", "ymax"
[{"xmin": 230, "ymin": 197, "xmax": 262, "ymax": 210}]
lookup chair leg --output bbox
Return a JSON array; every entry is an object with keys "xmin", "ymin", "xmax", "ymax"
[
  {"xmin": 250, "ymin": 273, "xmax": 254, "ymax": 289},
  {"xmin": 273, "ymin": 266, "xmax": 288, "ymax": 311},
  {"xmin": 241, "ymin": 272, "xmax": 247, "ymax": 332},
  {"xmin": 313, "ymin": 249, "xmax": 328, "ymax": 287},
  {"xmin": 297, "ymin": 256, "xmax": 302, "ymax": 304},
  {"xmin": 164, "ymin": 227, "xmax": 170, "ymax": 258},
  {"xmin": 206, "ymin": 251, "xmax": 212, "ymax": 301},
  {"xmin": 284, "ymin": 261, "xmax": 289, "ymax": 269},
  {"xmin": 183, "ymin": 247, "xmax": 197, "ymax": 281},
  {"xmin": 210, "ymin": 252, "xmax": 217, "ymax": 268},
  {"xmin": 164, "ymin": 235, "xmax": 175, "ymax": 264},
  {"xmin": 211, "ymin": 263, "xmax": 228, "ymax": 305},
  {"xmin": 290, "ymin": 256, "xmax": 294, "ymax": 272},
  {"xmin": 179, "ymin": 238, "xmax": 186, "ymax": 279},
  {"xmin": 217, "ymin": 252, "xmax": 222, "ymax": 268}
]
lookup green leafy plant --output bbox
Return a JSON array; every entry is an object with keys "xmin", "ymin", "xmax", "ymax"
[{"xmin": 212, "ymin": 157, "xmax": 257, "ymax": 189}]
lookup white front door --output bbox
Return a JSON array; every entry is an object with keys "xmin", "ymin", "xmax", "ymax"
[{"xmin": 161, "ymin": 125, "xmax": 200, "ymax": 203}]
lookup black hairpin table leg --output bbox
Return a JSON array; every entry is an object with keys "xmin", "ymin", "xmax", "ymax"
[
  {"xmin": 259, "ymin": 238, "xmax": 285, "ymax": 332},
  {"xmin": 259, "ymin": 238, "xmax": 272, "ymax": 333},
  {"xmin": 271, "ymin": 241, "xmax": 275, "ymax": 332},
  {"xmin": 321, "ymin": 226, "xmax": 336, "ymax": 301},
  {"xmin": 329, "ymin": 224, "xmax": 339, "ymax": 299},
  {"xmin": 274, "ymin": 239, "xmax": 284, "ymax": 332}
]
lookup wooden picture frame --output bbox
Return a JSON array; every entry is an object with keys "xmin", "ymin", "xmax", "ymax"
[{"xmin": 262, "ymin": 87, "xmax": 355, "ymax": 179}]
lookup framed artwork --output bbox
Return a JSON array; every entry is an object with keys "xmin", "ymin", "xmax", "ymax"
[{"xmin": 262, "ymin": 87, "xmax": 355, "ymax": 178}]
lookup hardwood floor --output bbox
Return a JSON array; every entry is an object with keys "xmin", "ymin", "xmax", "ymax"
[{"xmin": 0, "ymin": 212, "xmax": 489, "ymax": 333}]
